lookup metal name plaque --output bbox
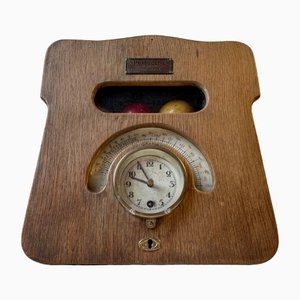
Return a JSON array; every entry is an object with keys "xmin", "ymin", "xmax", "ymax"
[{"xmin": 126, "ymin": 58, "xmax": 173, "ymax": 74}]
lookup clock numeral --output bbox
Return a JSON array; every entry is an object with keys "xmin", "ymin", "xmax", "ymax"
[
  {"xmin": 166, "ymin": 170, "xmax": 172, "ymax": 177},
  {"xmin": 137, "ymin": 199, "xmax": 142, "ymax": 206},
  {"xmin": 146, "ymin": 161, "xmax": 154, "ymax": 167},
  {"xmin": 128, "ymin": 171, "xmax": 136, "ymax": 178},
  {"xmin": 169, "ymin": 181, "xmax": 176, "ymax": 187},
  {"xmin": 125, "ymin": 181, "xmax": 131, "ymax": 187},
  {"xmin": 137, "ymin": 164, "xmax": 141, "ymax": 170},
  {"xmin": 128, "ymin": 191, "xmax": 134, "ymax": 198},
  {"xmin": 167, "ymin": 192, "xmax": 171, "ymax": 198},
  {"xmin": 159, "ymin": 164, "xmax": 162, "ymax": 170},
  {"xmin": 159, "ymin": 199, "xmax": 164, "ymax": 206}
]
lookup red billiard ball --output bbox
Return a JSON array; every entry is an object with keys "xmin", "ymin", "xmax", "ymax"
[{"xmin": 122, "ymin": 103, "xmax": 151, "ymax": 113}]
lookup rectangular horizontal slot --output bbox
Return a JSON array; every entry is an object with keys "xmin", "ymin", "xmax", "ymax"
[{"xmin": 94, "ymin": 83, "xmax": 206, "ymax": 113}]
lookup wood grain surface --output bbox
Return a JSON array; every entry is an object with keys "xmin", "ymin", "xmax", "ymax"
[{"xmin": 22, "ymin": 36, "xmax": 278, "ymax": 264}]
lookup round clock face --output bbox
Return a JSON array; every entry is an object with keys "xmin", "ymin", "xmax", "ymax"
[{"xmin": 113, "ymin": 148, "xmax": 186, "ymax": 218}]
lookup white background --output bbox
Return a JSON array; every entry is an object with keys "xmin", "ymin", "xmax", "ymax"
[{"xmin": 1, "ymin": 0, "xmax": 299, "ymax": 299}]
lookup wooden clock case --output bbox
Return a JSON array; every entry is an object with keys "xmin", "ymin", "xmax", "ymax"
[{"xmin": 22, "ymin": 36, "xmax": 278, "ymax": 264}]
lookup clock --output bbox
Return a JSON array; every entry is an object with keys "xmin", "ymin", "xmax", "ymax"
[{"xmin": 113, "ymin": 147, "xmax": 187, "ymax": 219}]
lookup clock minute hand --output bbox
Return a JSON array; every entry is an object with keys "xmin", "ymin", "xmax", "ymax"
[
  {"xmin": 137, "ymin": 161, "xmax": 154, "ymax": 187},
  {"xmin": 137, "ymin": 161, "xmax": 150, "ymax": 180}
]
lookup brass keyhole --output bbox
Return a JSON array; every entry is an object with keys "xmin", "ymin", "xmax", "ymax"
[{"xmin": 138, "ymin": 237, "xmax": 160, "ymax": 251}]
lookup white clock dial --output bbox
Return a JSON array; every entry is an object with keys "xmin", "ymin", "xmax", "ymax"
[{"xmin": 113, "ymin": 148, "xmax": 186, "ymax": 218}]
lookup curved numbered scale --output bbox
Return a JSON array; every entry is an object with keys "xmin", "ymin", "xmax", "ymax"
[{"xmin": 87, "ymin": 127, "xmax": 214, "ymax": 193}]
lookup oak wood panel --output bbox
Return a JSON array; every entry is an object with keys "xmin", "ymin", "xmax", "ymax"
[{"xmin": 22, "ymin": 36, "xmax": 278, "ymax": 264}]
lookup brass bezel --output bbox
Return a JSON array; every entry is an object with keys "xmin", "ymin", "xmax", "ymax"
[{"xmin": 113, "ymin": 146, "xmax": 187, "ymax": 219}]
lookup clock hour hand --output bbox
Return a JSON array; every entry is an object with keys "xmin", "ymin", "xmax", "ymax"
[{"xmin": 129, "ymin": 174, "xmax": 154, "ymax": 187}]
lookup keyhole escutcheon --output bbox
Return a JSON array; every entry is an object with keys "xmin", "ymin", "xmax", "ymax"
[{"xmin": 138, "ymin": 237, "xmax": 160, "ymax": 251}]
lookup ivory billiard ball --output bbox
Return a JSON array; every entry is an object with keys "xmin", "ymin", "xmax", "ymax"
[{"xmin": 159, "ymin": 100, "xmax": 194, "ymax": 113}]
